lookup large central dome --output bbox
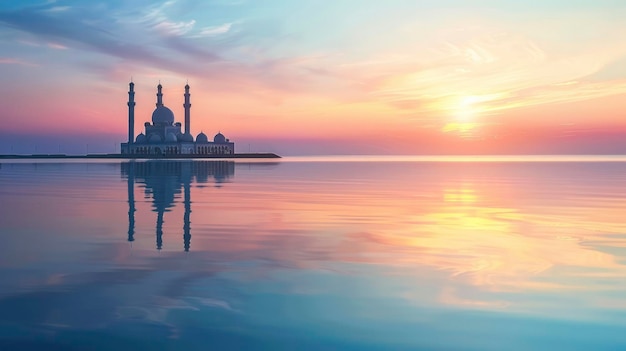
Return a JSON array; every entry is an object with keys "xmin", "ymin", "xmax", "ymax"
[{"xmin": 152, "ymin": 106, "xmax": 175, "ymax": 125}]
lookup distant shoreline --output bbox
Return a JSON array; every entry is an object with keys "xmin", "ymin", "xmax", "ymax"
[{"xmin": 0, "ymin": 153, "xmax": 281, "ymax": 159}]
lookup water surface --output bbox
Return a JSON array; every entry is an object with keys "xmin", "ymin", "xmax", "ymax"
[{"xmin": 1, "ymin": 156, "xmax": 626, "ymax": 350}]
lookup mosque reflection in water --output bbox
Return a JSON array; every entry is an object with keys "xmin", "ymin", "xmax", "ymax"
[{"xmin": 122, "ymin": 161, "xmax": 234, "ymax": 252}]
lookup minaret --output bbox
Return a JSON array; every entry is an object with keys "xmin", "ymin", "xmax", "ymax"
[
  {"xmin": 127, "ymin": 82, "xmax": 135, "ymax": 144},
  {"xmin": 184, "ymin": 83, "xmax": 191, "ymax": 134},
  {"xmin": 156, "ymin": 83, "xmax": 163, "ymax": 107}
]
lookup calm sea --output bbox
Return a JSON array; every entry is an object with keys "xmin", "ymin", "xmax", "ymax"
[{"xmin": 1, "ymin": 156, "xmax": 626, "ymax": 350}]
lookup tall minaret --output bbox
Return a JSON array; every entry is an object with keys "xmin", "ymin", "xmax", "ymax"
[
  {"xmin": 156, "ymin": 83, "xmax": 163, "ymax": 107},
  {"xmin": 183, "ymin": 83, "xmax": 191, "ymax": 134},
  {"xmin": 127, "ymin": 82, "xmax": 135, "ymax": 144}
]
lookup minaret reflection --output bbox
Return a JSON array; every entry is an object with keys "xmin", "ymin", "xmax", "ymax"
[
  {"xmin": 122, "ymin": 161, "xmax": 235, "ymax": 251},
  {"xmin": 183, "ymin": 180, "xmax": 191, "ymax": 252},
  {"xmin": 127, "ymin": 163, "xmax": 135, "ymax": 244}
]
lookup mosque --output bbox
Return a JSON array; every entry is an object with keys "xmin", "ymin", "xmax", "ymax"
[{"xmin": 120, "ymin": 82, "xmax": 234, "ymax": 156}]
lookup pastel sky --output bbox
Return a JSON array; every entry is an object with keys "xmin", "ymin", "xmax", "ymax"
[{"xmin": 1, "ymin": 0, "xmax": 626, "ymax": 154}]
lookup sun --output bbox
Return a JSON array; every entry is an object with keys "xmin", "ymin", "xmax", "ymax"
[
  {"xmin": 456, "ymin": 96, "xmax": 480, "ymax": 123},
  {"xmin": 439, "ymin": 96, "xmax": 482, "ymax": 138}
]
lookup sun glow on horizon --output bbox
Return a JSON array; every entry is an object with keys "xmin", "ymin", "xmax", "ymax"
[{"xmin": 442, "ymin": 122, "xmax": 480, "ymax": 138}]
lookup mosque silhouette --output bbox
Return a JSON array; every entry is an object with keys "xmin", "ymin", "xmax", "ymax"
[
  {"xmin": 121, "ymin": 82, "xmax": 235, "ymax": 156},
  {"xmin": 122, "ymin": 160, "xmax": 234, "ymax": 252}
]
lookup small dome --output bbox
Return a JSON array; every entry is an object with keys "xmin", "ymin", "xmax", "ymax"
[
  {"xmin": 148, "ymin": 133, "xmax": 162, "ymax": 143},
  {"xmin": 178, "ymin": 132, "xmax": 194, "ymax": 142},
  {"xmin": 214, "ymin": 132, "xmax": 226, "ymax": 143},
  {"xmin": 165, "ymin": 132, "xmax": 177, "ymax": 142},
  {"xmin": 135, "ymin": 133, "xmax": 147, "ymax": 143},
  {"xmin": 196, "ymin": 132, "xmax": 208, "ymax": 143},
  {"xmin": 151, "ymin": 106, "xmax": 175, "ymax": 125}
]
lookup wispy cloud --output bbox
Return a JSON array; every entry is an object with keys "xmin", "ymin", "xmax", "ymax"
[
  {"xmin": 0, "ymin": 4, "xmax": 210, "ymax": 75},
  {"xmin": 47, "ymin": 42, "xmax": 67, "ymax": 49},
  {"xmin": 0, "ymin": 57, "xmax": 37, "ymax": 66},
  {"xmin": 0, "ymin": 1, "xmax": 341, "ymax": 97},
  {"xmin": 358, "ymin": 26, "xmax": 626, "ymax": 123},
  {"xmin": 137, "ymin": 1, "xmax": 230, "ymax": 39},
  {"xmin": 154, "ymin": 19, "xmax": 196, "ymax": 36},
  {"xmin": 42, "ymin": 6, "xmax": 70, "ymax": 13},
  {"xmin": 192, "ymin": 23, "xmax": 232, "ymax": 38}
]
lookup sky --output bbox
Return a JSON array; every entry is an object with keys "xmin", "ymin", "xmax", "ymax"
[{"xmin": 1, "ymin": 0, "xmax": 626, "ymax": 155}]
